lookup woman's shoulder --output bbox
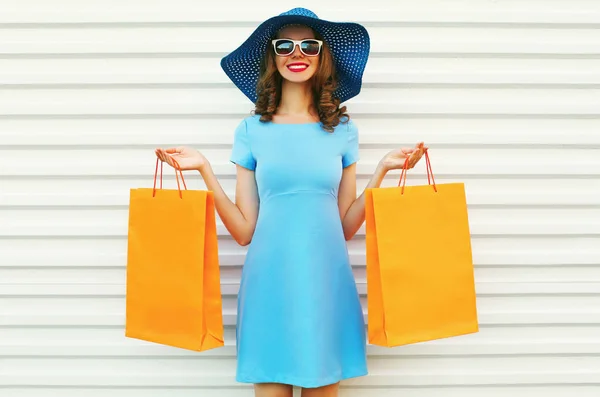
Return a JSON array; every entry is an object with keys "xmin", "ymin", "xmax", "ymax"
[
  {"xmin": 241, "ymin": 114, "xmax": 262, "ymax": 126},
  {"xmin": 231, "ymin": 114, "xmax": 261, "ymax": 137},
  {"xmin": 338, "ymin": 116, "xmax": 358, "ymax": 136}
]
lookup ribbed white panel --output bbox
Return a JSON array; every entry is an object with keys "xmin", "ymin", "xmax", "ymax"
[{"xmin": 1, "ymin": 1, "xmax": 599, "ymax": 396}]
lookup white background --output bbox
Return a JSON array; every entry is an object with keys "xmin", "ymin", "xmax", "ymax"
[{"xmin": 1, "ymin": 1, "xmax": 600, "ymax": 396}]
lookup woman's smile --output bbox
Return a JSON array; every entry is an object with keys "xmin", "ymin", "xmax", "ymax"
[{"xmin": 286, "ymin": 62, "xmax": 309, "ymax": 72}]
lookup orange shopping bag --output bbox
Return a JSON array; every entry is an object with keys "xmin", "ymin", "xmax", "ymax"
[
  {"xmin": 125, "ymin": 158, "xmax": 224, "ymax": 351},
  {"xmin": 365, "ymin": 151, "xmax": 478, "ymax": 347}
]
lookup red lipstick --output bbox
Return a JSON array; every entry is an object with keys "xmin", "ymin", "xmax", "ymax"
[{"xmin": 287, "ymin": 63, "xmax": 309, "ymax": 73}]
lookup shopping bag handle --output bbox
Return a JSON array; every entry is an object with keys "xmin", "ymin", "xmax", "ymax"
[
  {"xmin": 398, "ymin": 149, "xmax": 437, "ymax": 194},
  {"xmin": 152, "ymin": 157, "xmax": 188, "ymax": 199}
]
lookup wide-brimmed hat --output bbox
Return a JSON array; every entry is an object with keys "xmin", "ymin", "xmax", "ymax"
[{"xmin": 220, "ymin": 7, "xmax": 370, "ymax": 104}]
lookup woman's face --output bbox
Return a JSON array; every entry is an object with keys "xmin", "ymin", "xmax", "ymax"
[{"xmin": 274, "ymin": 25, "xmax": 320, "ymax": 84}]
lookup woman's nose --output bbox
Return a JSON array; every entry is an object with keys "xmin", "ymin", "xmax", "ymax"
[{"xmin": 291, "ymin": 43, "xmax": 304, "ymax": 58}]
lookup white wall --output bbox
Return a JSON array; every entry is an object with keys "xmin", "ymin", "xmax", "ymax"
[{"xmin": 1, "ymin": 1, "xmax": 599, "ymax": 396}]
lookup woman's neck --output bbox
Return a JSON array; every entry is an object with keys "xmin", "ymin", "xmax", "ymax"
[{"xmin": 276, "ymin": 79, "xmax": 316, "ymax": 119}]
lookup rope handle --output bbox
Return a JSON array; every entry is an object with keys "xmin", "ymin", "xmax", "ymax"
[
  {"xmin": 398, "ymin": 149, "xmax": 437, "ymax": 194},
  {"xmin": 152, "ymin": 157, "xmax": 188, "ymax": 199}
]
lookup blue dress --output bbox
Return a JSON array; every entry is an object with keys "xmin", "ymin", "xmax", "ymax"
[{"xmin": 230, "ymin": 114, "xmax": 368, "ymax": 388}]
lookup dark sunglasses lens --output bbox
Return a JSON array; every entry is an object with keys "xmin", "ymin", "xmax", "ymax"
[
  {"xmin": 301, "ymin": 40, "xmax": 320, "ymax": 55},
  {"xmin": 275, "ymin": 40, "xmax": 294, "ymax": 55}
]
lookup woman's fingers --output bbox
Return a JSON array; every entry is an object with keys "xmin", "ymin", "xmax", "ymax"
[
  {"xmin": 155, "ymin": 149, "xmax": 165, "ymax": 162},
  {"xmin": 159, "ymin": 149, "xmax": 167, "ymax": 162},
  {"xmin": 164, "ymin": 147, "xmax": 181, "ymax": 154},
  {"xmin": 407, "ymin": 148, "xmax": 425, "ymax": 168},
  {"xmin": 164, "ymin": 155, "xmax": 177, "ymax": 168},
  {"xmin": 155, "ymin": 148, "xmax": 175, "ymax": 167}
]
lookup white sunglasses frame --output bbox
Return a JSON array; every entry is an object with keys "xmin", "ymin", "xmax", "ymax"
[{"xmin": 271, "ymin": 39, "xmax": 323, "ymax": 57}]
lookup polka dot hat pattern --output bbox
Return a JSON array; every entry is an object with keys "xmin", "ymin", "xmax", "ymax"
[{"xmin": 220, "ymin": 8, "xmax": 371, "ymax": 104}]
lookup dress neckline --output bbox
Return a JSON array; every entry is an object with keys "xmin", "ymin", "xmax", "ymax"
[{"xmin": 270, "ymin": 121, "xmax": 321, "ymax": 125}]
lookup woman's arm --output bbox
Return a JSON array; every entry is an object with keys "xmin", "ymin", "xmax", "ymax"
[
  {"xmin": 198, "ymin": 163, "xmax": 259, "ymax": 246},
  {"xmin": 338, "ymin": 143, "xmax": 427, "ymax": 241},
  {"xmin": 338, "ymin": 162, "xmax": 387, "ymax": 241},
  {"xmin": 155, "ymin": 147, "xmax": 259, "ymax": 246}
]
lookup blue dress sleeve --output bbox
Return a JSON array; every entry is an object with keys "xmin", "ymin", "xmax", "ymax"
[
  {"xmin": 342, "ymin": 119, "xmax": 360, "ymax": 168},
  {"xmin": 230, "ymin": 119, "xmax": 256, "ymax": 171}
]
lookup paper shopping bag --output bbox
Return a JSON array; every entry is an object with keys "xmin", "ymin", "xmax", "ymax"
[
  {"xmin": 125, "ymin": 159, "xmax": 224, "ymax": 351},
  {"xmin": 365, "ymin": 151, "xmax": 478, "ymax": 347}
]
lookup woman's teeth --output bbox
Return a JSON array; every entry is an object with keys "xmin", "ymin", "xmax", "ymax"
[{"xmin": 288, "ymin": 64, "xmax": 308, "ymax": 71}]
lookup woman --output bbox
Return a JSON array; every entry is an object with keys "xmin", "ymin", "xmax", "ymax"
[{"xmin": 155, "ymin": 8, "xmax": 426, "ymax": 397}]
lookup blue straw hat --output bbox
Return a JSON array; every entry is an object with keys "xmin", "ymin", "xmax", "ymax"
[{"xmin": 220, "ymin": 7, "xmax": 370, "ymax": 104}]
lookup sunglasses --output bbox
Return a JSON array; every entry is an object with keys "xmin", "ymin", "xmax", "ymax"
[{"xmin": 271, "ymin": 39, "xmax": 323, "ymax": 57}]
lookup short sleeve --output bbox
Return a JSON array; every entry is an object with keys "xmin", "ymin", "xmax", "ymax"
[
  {"xmin": 342, "ymin": 119, "xmax": 360, "ymax": 168},
  {"xmin": 230, "ymin": 119, "xmax": 256, "ymax": 171}
]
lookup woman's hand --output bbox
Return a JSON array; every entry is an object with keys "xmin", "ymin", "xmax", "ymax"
[
  {"xmin": 379, "ymin": 142, "xmax": 428, "ymax": 172},
  {"xmin": 155, "ymin": 146, "xmax": 208, "ymax": 172}
]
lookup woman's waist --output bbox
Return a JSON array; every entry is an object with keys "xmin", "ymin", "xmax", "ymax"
[
  {"xmin": 260, "ymin": 189, "xmax": 337, "ymax": 201},
  {"xmin": 255, "ymin": 193, "xmax": 342, "ymax": 227},
  {"xmin": 257, "ymin": 190, "xmax": 338, "ymax": 214}
]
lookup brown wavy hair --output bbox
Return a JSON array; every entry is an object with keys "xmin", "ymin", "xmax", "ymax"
[{"xmin": 254, "ymin": 26, "xmax": 349, "ymax": 132}]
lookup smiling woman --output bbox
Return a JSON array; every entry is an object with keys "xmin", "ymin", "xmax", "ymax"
[
  {"xmin": 255, "ymin": 24, "xmax": 344, "ymax": 131},
  {"xmin": 156, "ymin": 7, "xmax": 426, "ymax": 397}
]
